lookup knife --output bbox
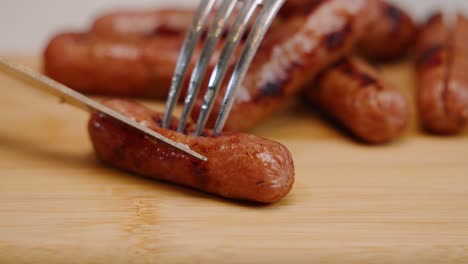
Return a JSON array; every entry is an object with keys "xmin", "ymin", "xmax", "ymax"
[{"xmin": 0, "ymin": 58, "xmax": 208, "ymax": 161}]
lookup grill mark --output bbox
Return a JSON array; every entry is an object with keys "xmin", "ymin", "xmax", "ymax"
[
  {"xmin": 339, "ymin": 59, "xmax": 379, "ymax": 88},
  {"xmin": 253, "ymin": 61, "xmax": 302, "ymax": 103},
  {"xmin": 324, "ymin": 23, "xmax": 352, "ymax": 51},
  {"xmin": 145, "ymin": 25, "xmax": 184, "ymax": 38},
  {"xmin": 416, "ymin": 45, "xmax": 445, "ymax": 67},
  {"xmin": 255, "ymin": 80, "xmax": 285, "ymax": 101}
]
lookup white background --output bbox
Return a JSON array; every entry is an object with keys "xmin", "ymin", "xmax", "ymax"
[{"xmin": 0, "ymin": 0, "xmax": 467, "ymax": 52}]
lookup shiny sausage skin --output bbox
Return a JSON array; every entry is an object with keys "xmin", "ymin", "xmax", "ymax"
[
  {"xmin": 415, "ymin": 13, "xmax": 468, "ymax": 134},
  {"xmin": 357, "ymin": 0, "xmax": 417, "ymax": 61},
  {"xmin": 44, "ymin": 33, "xmax": 235, "ymax": 98},
  {"xmin": 88, "ymin": 99, "xmax": 295, "ymax": 203},
  {"xmin": 190, "ymin": 0, "xmax": 375, "ymax": 132},
  {"xmin": 307, "ymin": 57, "xmax": 409, "ymax": 144},
  {"xmin": 44, "ymin": 33, "xmax": 182, "ymax": 98}
]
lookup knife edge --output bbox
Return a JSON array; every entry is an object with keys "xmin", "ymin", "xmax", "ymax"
[{"xmin": 0, "ymin": 58, "xmax": 208, "ymax": 162}]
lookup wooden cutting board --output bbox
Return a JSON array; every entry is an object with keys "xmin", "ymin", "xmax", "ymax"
[{"xmin": 0, "ymin": 56, "xmax": 467, "ymax": 263}]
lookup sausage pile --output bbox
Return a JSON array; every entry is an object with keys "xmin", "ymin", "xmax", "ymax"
[{"xmin": 43, "ymin": 0, "xmax": 468, "ymax": 203}]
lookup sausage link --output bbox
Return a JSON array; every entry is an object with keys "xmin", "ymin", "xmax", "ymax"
[
  {"xmin": 415, "ymin": 13, "xmax": 468, "ymax": 134},
  {"xmin": 43, "ymin": 33, "xmax": 235, "ymax": 98},
  {"xmin": 190, "ymin": 0, "xmax": 375, "ymax": 132},
  {"xmin": 357, "ymin": 0, "xmax": 417, "ymax": 61},
  {"xmin": 307, "ymin": 57, "xmax": 409, "ymax": 143},
  {"xmin": 88, "ymin": 99, "xmax": 295, "ymax": 203},
  {"xmin": 44, "ymin": 33, "xmax": 182, "ymax": 98}
]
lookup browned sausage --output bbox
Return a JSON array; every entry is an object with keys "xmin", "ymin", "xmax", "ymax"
[
  {"xmin": 415, "ymin": 13, "xmax": 468, "ymax": 134},
  {"xmin": 88, "ymin": 99, "xmax": 295, "ymax": 203},
  {"xmin": 190, "ymin": 0, "xmax": 375, "ymax": 132},
  {"xmin": 44, "ymin": 33, "xmax": 181, "ymax": 98},
  {"xmin": 357, "ymin": 0, "xmax": 417, "ymax": 61},
  {"xmin": 43, "ymin": 33, "xmax": 237, "ymax": 98},
  {"xmin": 306, "ymin": 57, "xmax": 409, "ymax": 143}
]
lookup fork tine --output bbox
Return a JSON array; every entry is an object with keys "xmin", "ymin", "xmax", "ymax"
[
  {"xmin": 161, "ymin": 0, "xmax": 218, "ymax": 129},
  {"xmin": 212, "ymin": 0, "xmax": 285, "ymax": 134},
  {"xmin": 177, "ymin": 0, "xmax": 239, "ymax": 133},
  {"xmin": 194, "ymin": 0, "xmax": 260, "ymax": 135}
]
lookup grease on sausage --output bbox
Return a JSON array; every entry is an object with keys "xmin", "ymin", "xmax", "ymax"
[
  {"xmin": 415, "ymin": 13, "xmax": 468, "ymax": 134},
  {"xmin": 88, "ymin": 99, "xmax": 295, "ymax": 203},
  {"xmin": 307, "ymin": 57, "xmax": 409, "ymax": 143},
  {"xmin": 43, "ymin": 33, "xmax": 237, "ymax": 98}
]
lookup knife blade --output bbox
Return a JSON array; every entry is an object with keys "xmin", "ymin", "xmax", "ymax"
[{"xmin": 0, "ymin": 58, "xmax": 208, "ymax": 161}]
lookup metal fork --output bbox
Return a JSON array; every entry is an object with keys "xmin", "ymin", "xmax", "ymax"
[{"xmin": 162, "ymin": 0, "xmax": 285, "ymax": 135}]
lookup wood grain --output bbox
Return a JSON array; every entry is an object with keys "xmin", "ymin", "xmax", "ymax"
[{"xmin": 0, "ymin": 56, "xmax": 467, "ymax": 263}]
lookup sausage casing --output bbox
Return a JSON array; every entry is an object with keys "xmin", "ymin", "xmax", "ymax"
[
  {"xmin": 307, "ymin": 57, "xmax": 409, "ymax": 143},
  {"xmin": 43, "ymin": 33, "xmax": 237, "ymax": 98},
  {"xmin": 415, "ymin": 13, "xmax": 468, "ymax": 134},
  {"xmin": 357, "ymin": 0, "xmax": 417, "ymax": 61},
  {"xmin": 88, "ymin": 100, "xmax": 295, "ymax": 203}
]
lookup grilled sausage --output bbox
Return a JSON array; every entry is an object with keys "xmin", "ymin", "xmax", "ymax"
[
  {"xmin": 415, "ymin": 13, "xmax": 468, "ymax": 134},
  {"xmin": 190, "ymin": 0, "xmax": 375, "ymax": 131},
  {"xmin": 44, "ymin": 33, "xmax": 182, "ymax": 98},
  {"xmin": 88, "ymin": 99, "xmax": 295, "ymax": 203},
  {"xmin": 357, "ymin": 0, "xmax": 417, "ymax": 61},
  {"xmin": 307, "ymin": 57, "xmax": 409, "ymax": 143},
  {"xmin": 43, "ymin": 33, "xmax": 238, "ymax": 98}
]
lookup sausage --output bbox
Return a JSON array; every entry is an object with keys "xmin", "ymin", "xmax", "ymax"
[
  {"xmin": 44, "ymin": 33, "xmax": 182, "ymax": 98},
  {"xmin": 190, "ymin": 0, "xmax": 375, "ymax": 131},
  {"xmin": 88, "ymin": 99, "xmax": 295, "ymax": 203},
  {"xmin": 44, "ymin": 0, "xmax": 374, "ymax": 131},
  {"xmin": 306, "ymin": 57, "xmax": 409, "ymax": 144},
  {"xmin": 415, "ymin": 13, "xmax": 468, "ymax": 134},
  {"xmin": 44, "ymin": 33, "xmax": 237, "ymax": 98},
  {"xmin": 357, "ymin": 0, "xmax": 417, "ymax": 61}
]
